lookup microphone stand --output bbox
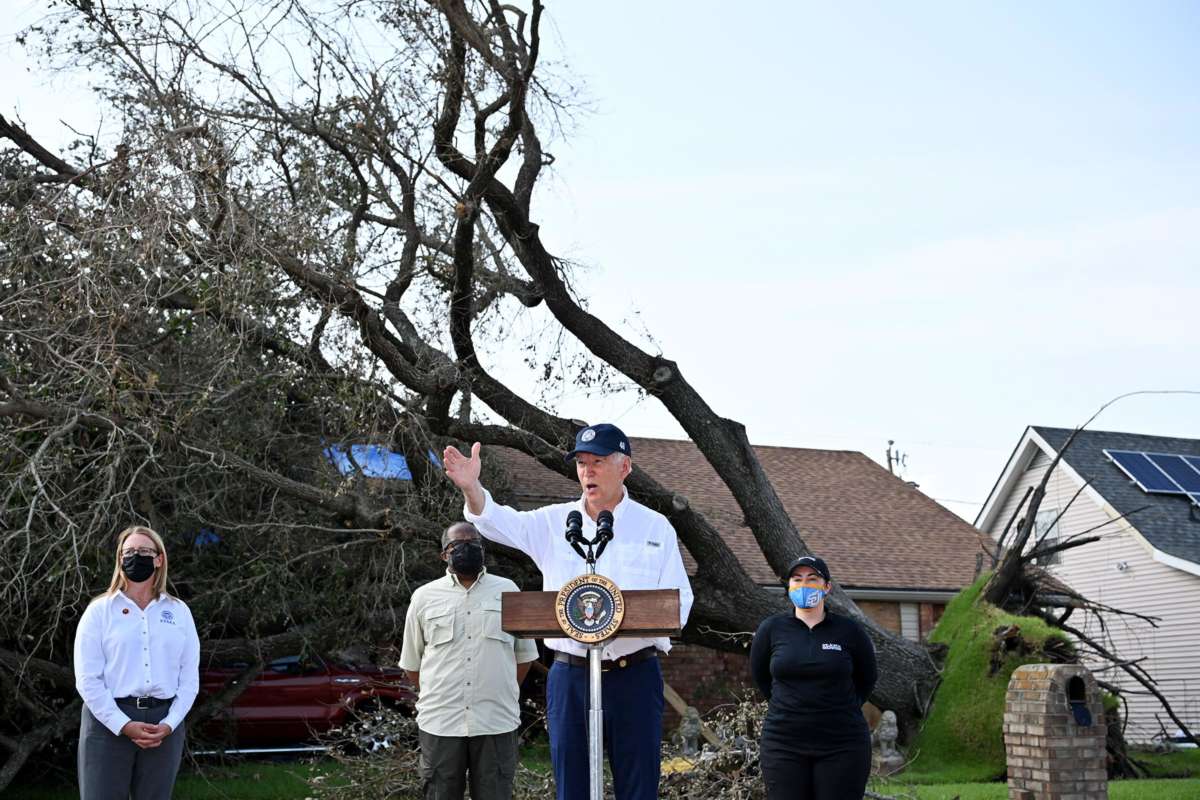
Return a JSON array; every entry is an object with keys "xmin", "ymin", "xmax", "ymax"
[
  {"xmin": 565, "ymin": 516, "xmax": 613, "ymax": 800},
  {"xmin": 586, "ymin": 555, "xmax": 603, "ymax": 800}
]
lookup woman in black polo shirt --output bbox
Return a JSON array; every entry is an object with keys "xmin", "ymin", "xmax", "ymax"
[{"xmin": 750, "ymin": 555, "xmax": 878, "ymax": 800}]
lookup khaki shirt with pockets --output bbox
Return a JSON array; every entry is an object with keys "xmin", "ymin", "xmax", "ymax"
[{"xmin": 399, "ymin": 568, "xmax": 539, "ymax": 737}]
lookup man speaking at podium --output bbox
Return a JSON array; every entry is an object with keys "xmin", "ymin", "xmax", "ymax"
[{"xmin": 443, "ymin": 424, "xmax": 693, "ymax": 800}]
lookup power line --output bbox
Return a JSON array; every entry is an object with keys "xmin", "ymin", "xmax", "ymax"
[{"xmin": 933, "ymin": 497, "xmax": 984, "ymax": 507}]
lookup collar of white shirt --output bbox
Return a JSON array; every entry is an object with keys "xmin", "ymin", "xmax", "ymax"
[
  {"xmin": 573, "ymin": 485, "xmax": 632, "ymax": 524},
  {"xmin": 445, "ymin": 565, "xmax": 489, "ymax": 589},
  {"xmin": 115, "ymin": 590, "xmax": 169, "ymax": 608}
]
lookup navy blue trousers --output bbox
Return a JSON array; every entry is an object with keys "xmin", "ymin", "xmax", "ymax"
[{"xmin": 546, "ymin": 656, "xmax": 663, "ymax": 800}]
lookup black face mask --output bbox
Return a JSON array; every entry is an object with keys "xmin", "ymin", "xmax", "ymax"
[
  {"xmin": 448, "ymin": 542, "xmax": 484, "ymax": 578},
  {"xmin": 121, "ymin": 553, "xmax": 157, "ymax": 584}
]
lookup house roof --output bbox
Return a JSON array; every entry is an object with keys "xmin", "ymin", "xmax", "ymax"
[
  {"xmin": 1030, "ymin": 426, "xmax": 1200, "ymax": 569},
  {"xmin": 492, "ymin": 437, "xmax": 991, "ymax": 592}
]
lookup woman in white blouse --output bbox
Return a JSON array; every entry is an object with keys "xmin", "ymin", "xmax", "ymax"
[{"xmin": 73, "ymin": 525, "xmax": 200, "ymax": 800}]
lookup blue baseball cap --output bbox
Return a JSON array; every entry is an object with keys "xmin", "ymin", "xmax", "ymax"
[{"xmin": 565, "ymin": 423, "xmax": 632, "ymax": 460}]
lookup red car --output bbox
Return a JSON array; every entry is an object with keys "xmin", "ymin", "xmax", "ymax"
[{"xmin": 197, "ymin": 654, "xmax": 415, "ymax": 750}]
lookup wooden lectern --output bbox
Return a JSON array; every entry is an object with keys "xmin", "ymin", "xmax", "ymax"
[{"xmin": 500, "ymin": 589, "xmax": 681, "ymax": 639}]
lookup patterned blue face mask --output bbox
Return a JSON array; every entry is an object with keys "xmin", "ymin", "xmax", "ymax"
[{"xmin": 789, "ymin": 586, "xmax": 826, "ymax": 609}]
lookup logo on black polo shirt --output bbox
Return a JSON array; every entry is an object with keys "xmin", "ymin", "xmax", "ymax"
[{"xmin": 822, "ymin": 643, "xmax": 842, "ymax": 651}]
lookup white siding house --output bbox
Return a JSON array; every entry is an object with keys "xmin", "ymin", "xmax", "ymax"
[{"xmin": 977, "ymin": 426, "xmax": 1200, "ymax": 743}]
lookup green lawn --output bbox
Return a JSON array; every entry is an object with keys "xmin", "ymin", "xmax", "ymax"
[
  {"xmin": 870, "ymin": 780, "xmax": 1200, "ymax": 800},
  {"xmin": 867, "ymin": 749, "xmax": 1200, "ymax": 799},
  {"xmin": 6, "ymin": 761, "xmax": 344, "ymax": 800},
  {"xmin": 1134, "ymin": 746, "xmax": 1200, "ymax": 778},
  {"xmin": 5, "ymin": 745, "xmax": 554, "ymax": 800},
  {"xmin": 867, "ymin": 749, "xmax": 1199, "ymax": 799},
  {"xmin": 9, "ymin": 749, "xmax": 1198, "ymax": 799},
  {"xmin": 521, "ymin": 737, "xmax": 553, "ymax": 774}
]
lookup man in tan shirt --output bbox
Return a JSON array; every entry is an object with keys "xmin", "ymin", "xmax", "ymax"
[{"xmin": 400, "ymin": 522, "xmax": 539, "ymax": 800}]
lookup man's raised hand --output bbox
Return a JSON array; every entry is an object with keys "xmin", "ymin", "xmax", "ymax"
[
  {"xmin": 442, "ymin": 442, "xmax": 482, "ymax": 491},
  {"xmin": 443, "ymin": 442, "xmax": 486, "ymax": 514}
]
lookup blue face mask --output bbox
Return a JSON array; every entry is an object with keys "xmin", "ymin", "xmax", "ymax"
[{"xmin": 789, "ymin": 586, "xmax": 826, "ymax": 609}]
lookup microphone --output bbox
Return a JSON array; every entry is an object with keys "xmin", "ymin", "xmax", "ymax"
[
  {"xmin": 565, "ymin": 510, "xmax": 583, "ymax": 543},
  {"xmin": 564, "ymin": 510, "xmax": 589, "ymax": 560},
  {"xmin": 596, "ymin": 510, "xmax": 614, "ymax": 541},
  {"xmin": 595, "ymin": 510, "xmax": 614, "ymax": 560}
]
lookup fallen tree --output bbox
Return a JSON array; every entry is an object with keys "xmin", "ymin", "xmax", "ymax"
[
  {"xmin": 1, "ymin": 0, "xmax": 946, "ymax": 786},
  {"xmin": 899, "ymin": 425, "xmax": 1197, "ymax": 782},
  {"xmin": 983, "ymin": 426, "xmax": 1195, "ymax": 749}
]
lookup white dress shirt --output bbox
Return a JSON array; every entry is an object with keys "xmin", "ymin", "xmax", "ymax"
[
  {"xmin": 73, "ymin": 591, "xmax": 201, "ymax": 736},
  {"xmin": 399, "ymin": 568, "xmax": 540, "ymax": 737},
  {"xmin": 464, "ymin": 487, "xmax": 694, "ymax": 659}
]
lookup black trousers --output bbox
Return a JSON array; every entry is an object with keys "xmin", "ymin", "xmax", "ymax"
[
  {"xmin": 417, "ymin": 728, "xmax": 518, "ymax": 800},
  {"xmin": 760, "ymin": 739, "xmax": 872, "ymax": 800}
]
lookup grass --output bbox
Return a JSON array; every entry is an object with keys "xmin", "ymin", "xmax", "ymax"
[
  {"xmin": 870, "ymin": 781, "xmax": 1006, "ymax": 800},
  {"xmin": 870, "ymin": 779, "xmax": 1200, "ymax": 800},
  {"xmin": 6, "ymin": 742, "xmax": 557, "ymax": 800},
  {"xmin": 1130, "ymin": 746, "xmax": 1200, "ymax": 778},
  {"xmin": 10, "ymin": 752, "xmax": 1200, "ymax": 799},
  {"xmin": 1108, "ymin": 780, "xmax": 1200, "ymax": 800},
  {"xmin": 904, "ymin": 572, "xmax": 1076, "ymax": 783},
  {"xmin": 6, "ymin": 760, "xmax": 348, "ymax": 800},
  {"xmin": 520, "ymin": 737, "xmax": 552, "ymax": 774}
]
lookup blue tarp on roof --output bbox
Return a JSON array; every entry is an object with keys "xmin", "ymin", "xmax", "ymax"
[
  {"xmin": 192, "ymin": 528, "xmax": 221, "ymax": 547},
  {"xmin": 324, "ymin": 445, "xmax": 442, "ymax": 480},
  {"xmin": 325, "ymin": 444, "xmax": 413, "ymax": 479}
]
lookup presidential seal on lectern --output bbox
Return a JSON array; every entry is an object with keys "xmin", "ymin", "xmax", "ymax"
[{"xmin": 555, "ymin": 573, "xmax": 625, "ymax": 643}]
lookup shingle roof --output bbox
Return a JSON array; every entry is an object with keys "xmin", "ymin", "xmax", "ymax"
[
  {"xmin": 492, "ymin": 437, "xmax": 991, "ymax": 591},
  {"xmin": 1033, "ymin": 427, "xmax": 1200, "ymax": 567}
]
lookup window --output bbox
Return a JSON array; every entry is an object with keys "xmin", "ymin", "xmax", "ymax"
[
  {"xmin": 1033, "ymin": 508, "xmax": 1061, "ymax": 566},
  {"xmin": 900, "ymin": 603, "xmax": 920, "ymax": 641}
]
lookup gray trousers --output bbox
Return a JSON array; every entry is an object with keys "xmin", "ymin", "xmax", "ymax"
[
  {"xmin": 418, "ymin": 728, "xmax": 518, "ymax": 800},
  {"xmin": 79, "ymin": 701, "xmax": 185, "ymax": 800}
]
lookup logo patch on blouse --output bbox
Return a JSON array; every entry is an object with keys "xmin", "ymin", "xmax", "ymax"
[
  {"xmin": 160, "ymin": 609, "xmax": 176, "ymax": 625},
  {"xmin": 821, "ymin": 643, "xmax": 843, "ymax": 651}
]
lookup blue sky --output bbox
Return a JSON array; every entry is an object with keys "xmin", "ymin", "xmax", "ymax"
[
  {"xmin": 4, "ymin": 1, "xmax": 1198, "ymax": 519},
  {"xmin": 510, "ymin": 2, "xmax": 1200, "ymax": 517}
]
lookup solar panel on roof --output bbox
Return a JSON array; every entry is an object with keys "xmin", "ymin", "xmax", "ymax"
[
  {"xmin": 1185, "ymin": 455, "xmax": 1200, "ymax": 479},
  {"xmin": 1104, "ymin": 449, "xmax": 1200, "ymax": 509},
  {"xmin": 1105, "ymin": 450, "xmax": 1181, "ymax": 493},
  {"xmin": 1147, "ymin": 454, "xmax": 1200, "ymax": 493}
]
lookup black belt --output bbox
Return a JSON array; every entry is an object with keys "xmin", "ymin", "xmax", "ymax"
[
  {"xmin": 554, "ymin": 646, "xmax": 658, "ymax": 672},
  {"xmin": 116, "ymin": 696, "xmax": 174, "ymax": 710}
]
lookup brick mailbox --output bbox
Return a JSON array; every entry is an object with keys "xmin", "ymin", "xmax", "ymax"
[{"xmin": 1003, "ymin": 664, "xmax": 1107, "ymax": 800}]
